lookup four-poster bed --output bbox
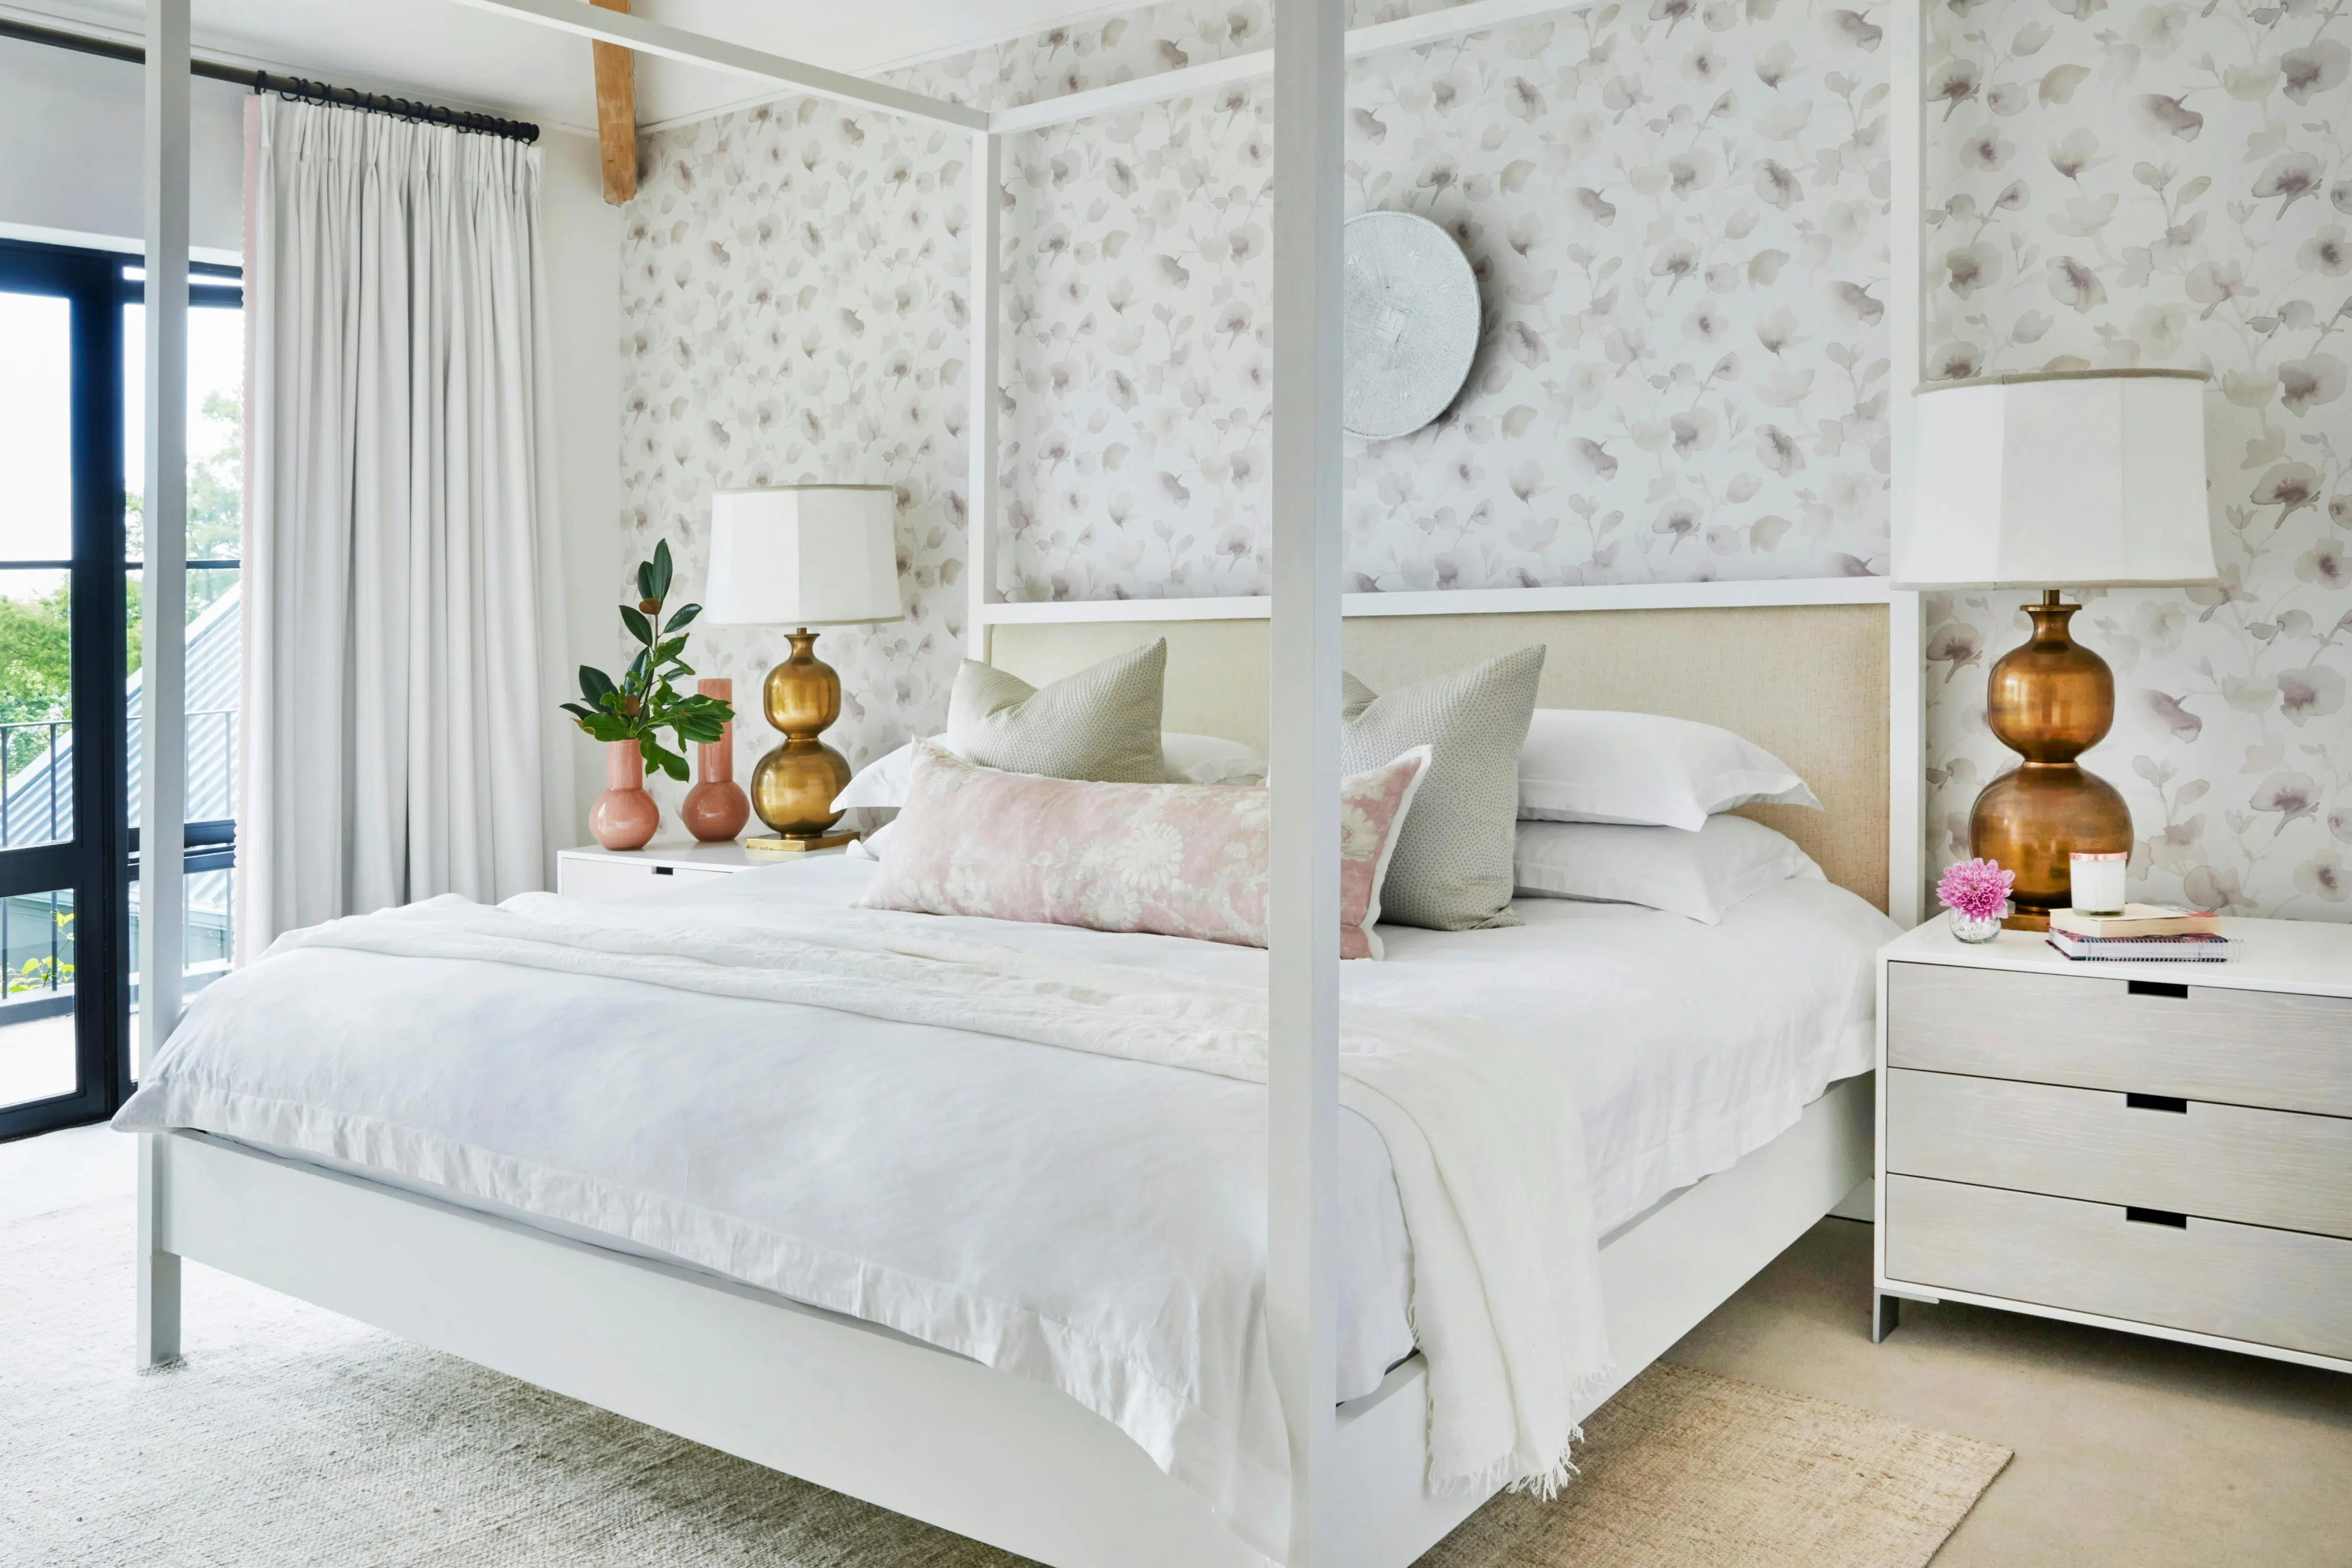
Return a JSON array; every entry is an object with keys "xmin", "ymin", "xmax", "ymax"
[{"xmin": 130, "ymin": 3, "xmax": 1930, "ymax": 1565}]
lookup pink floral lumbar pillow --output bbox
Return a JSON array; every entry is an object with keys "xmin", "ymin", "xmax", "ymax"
[{"xmin": 858, "ymin": 741, "xmax": 1432, "ymax": 959}]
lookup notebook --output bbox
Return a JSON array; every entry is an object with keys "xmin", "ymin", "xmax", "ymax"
[{"xmin": 2046, "ymin": 930, "xmax": 2233, "ymax": 963}]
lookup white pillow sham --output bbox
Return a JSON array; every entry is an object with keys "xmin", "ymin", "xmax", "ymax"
[
  {"xmin": 1161, "ymin": 732, "xmax": 1269, "ymax": 786},
  {"xmin": 1512, "ymin": 814, "xmax": 1823, "ymax": 924},
  {"xmin": 1517, "ymin": 709, "xmax": 1820, "ymax": 832},
  {"xmin": 835, "ymin": 732, "xmax": 1267, "ymax": 811}
]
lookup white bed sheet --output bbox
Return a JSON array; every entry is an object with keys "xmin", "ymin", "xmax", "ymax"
[
  {"xmin": 117, "ymin": 858, "xmax": 1891, "ymax": 1550},
  {"xmin": 702, "ymin": 857, "xmax": 1891, "ymax": 1240}
]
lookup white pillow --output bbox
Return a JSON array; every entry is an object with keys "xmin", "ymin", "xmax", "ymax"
[
  {"xmin": 833, "ymin": 741, "xmax": 929, "ymax": 812},
  {"xmin": 1160, "ymin": 732, "xmax": 1267, "ymax": 785},
  {"xmin": 1517, "ymin": 709, "xmax": 1820, "ymax": 831},
  {"xmin": 834, "ymin": 732, "xmax": 1266, "ymax": 811},
  {"xmin": 1512, "ymin": 814, "xmax": 1822, "ymax": 924}
]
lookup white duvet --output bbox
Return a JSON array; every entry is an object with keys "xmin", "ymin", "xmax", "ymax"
[{"xmin": 116, "ymin": 859, "xmax": 1894, "ymax": 1557}]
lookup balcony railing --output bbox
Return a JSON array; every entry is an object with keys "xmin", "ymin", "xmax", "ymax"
[
  {"xmin": 0, "ymin": 707, "xmax": 238, "ymax": 1012},
  {"xmin": 0, "ymin": 719, "xmax": 68, "ymax": 851},
  {"xmin": 0, "ymin": 707, "xmax": 238, "ymax": 852}
]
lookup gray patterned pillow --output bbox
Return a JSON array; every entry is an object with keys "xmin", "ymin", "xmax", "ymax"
[
  {"xmin": 946, "ymin": 640, "xmax": 1168, "ymax": 783},
  {"xmin": 1341, "ymin": 647, "xmax": 1546, "ymax": 930}
]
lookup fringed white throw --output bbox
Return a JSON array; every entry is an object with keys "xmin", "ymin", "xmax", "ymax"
[{"xmin": 131, "ymin": 893, "xmax": 1611, "ymax": 1546}]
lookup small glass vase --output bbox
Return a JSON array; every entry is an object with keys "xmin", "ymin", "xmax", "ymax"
[{"xmin": 1946, "ymin": 906, "xmax": 2006, "ymax": 944}]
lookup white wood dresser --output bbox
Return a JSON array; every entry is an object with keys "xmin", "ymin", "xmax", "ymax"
[
  {"xmin": 1874, "ymin": 917, "xmax": 2352, "ymax": 1374},
  {"xmin": 555, "ymin": 840, "xmax": 847, "ymax": 897}
]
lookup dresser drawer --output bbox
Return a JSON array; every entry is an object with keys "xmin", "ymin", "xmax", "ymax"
[
  {"xmin": 557, "ymin": 857, "xmax": 703, "ymax": 898},
  {"xmin": 1887, "ymin": 1069, "xmax": 2352, "ymax": 1238},
  {"xmin": 1887, "ymin": 962, "xmax": 2352, "ymax": 1116},
  {"xmin": 1884, "ymin": 1174, "xmax": 2352, "ymax": 1360}
]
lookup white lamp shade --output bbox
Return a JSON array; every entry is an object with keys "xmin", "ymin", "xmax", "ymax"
[
  {"xmin": 1896, "ymin": 370, "xmax": 2219, "ymax": 590},
  {"xmin": 702, "ymin": 486, "xmax": 904, "ymax": 627}
]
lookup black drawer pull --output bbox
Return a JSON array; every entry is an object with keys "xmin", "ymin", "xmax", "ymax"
[
  {"xmin": 2126, "ymin": 1093, "xmax": 2188, "ymax": 1113},
  {"xmin": 2127, "ymin": 980, "xmax": 2188, "ymax": 999},
  {"xmin": 653, "ymin": 865, "xmax": 676, "ymax": 876},
  {"xmin": 2126, "ymin": 1206, "xmax": 2188, "ymax": 1228}
]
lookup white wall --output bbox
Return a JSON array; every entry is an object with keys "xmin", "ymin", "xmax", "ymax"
[
  {"xmin": 0, "ymin": 34, "xmax": 246, "ymax": 258},
  {"xmin": 538, "ymin": 128, "xmax": 625, "ymax": 843}
]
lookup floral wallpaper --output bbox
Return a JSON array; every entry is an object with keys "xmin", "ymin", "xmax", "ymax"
[
  {"xmin": 616, "ymin": 0, "xmax": 1892, "ymax": 812},
  {"xmin": 617, "ymin": 97, "xmax": 974, "ymax": 820},
  {"xmin": 971, "ymin": 0, "xmax": 1894, "ymax": 600},
  {"xmin": 1922, "ymin": 0, "xmax": 2352, "ymax": 919}
]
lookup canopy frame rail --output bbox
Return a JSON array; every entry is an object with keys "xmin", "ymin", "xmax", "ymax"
[{"xmin": 438, "ymin": 0, "xmax": 988, "ymax": 130}]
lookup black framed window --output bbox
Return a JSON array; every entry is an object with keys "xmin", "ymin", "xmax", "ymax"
[{"xmin": 0, "ymin": 237, "xmax": 242, "ymax": 1140}]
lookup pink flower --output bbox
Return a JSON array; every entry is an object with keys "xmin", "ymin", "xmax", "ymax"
[{"xmin": 1936, "ymin": 858, "xmax": 2014, "ymax": 921}]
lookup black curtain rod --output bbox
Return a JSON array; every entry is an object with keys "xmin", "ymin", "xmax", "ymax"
[
  {"xmin": 250, "ymin": 72, "xmax": 540, "ymax": 143},
  {"xmin": 0, "ymin": 17, "xmax": 540, "ymax": 144}
]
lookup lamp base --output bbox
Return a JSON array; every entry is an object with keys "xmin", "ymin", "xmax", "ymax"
[
  {"xmin": 1968, "ymin": 592, "xmax": 2134, "ymax": 916},
  {"xmin": 1971, "ymin": 761, "xmax": 2133, "ymax": 917},
  {"xmin": 750, "ymin": 629, "xmax": 853, "ymax": 839},
  {"xmin": 744, "ymin": 832, "xmax": 860, "ymax": 854}
]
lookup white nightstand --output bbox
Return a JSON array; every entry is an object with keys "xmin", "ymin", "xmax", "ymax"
[
  {"xmin": 1874, "ymin": 915, "xmax": 2352, "ymax": 1374},
  {"xmin": 555, "ymin": 839, "xmax": 847, "ymax": 898}
]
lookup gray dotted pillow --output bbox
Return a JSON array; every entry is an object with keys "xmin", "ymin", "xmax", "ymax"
[
  {"xmin": 1341, "ymin": 646, "xmax": 1546, "ymax": 931},
  {"xmin": 945, "ymin": 639, "xmax": 1169, "ymax": 783}
]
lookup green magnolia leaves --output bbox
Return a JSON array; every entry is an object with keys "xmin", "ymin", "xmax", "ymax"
[
  {"xmin": 635, "ymin": 538, "xmax": 676, "ymax": 606},
  {"xmin": 561, "ymin": 539, "xmax": 733, "ymax": 780}
]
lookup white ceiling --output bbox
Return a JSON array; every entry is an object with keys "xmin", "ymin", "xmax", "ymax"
[{"xmin": 3, "ymin": 0, "xmax": 1125, "ymax": 136}]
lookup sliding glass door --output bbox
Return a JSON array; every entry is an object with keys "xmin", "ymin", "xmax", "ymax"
[{"xmin": 0, "ymin": 237, "xmax": 242, "ymax": 1140}]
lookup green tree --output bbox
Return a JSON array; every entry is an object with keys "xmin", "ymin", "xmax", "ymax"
[
  {"xmin": 125, "ymin": 386, "xmax": 243, "ymax": 679},
  {"xmin": 0, "ymin": 388, "xmax": 244, "ymax": 781},
  {"xmin": 0, "ymin": 584, "xmax": 71, "ymax": 776}
]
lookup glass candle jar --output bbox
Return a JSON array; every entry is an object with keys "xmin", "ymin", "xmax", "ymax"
[{"xmin": 2070, "ymin": 851, "xmax": 2128, "ymax": 915}]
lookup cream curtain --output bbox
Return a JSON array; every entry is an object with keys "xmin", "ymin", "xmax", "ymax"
[{"xmin": 238, "ymin": 95, "xmax": 570, "ymax": 955}]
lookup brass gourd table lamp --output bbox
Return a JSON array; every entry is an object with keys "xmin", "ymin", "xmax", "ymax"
[
  {"xmin": 1899, "ymin": 369, "xmax": 2219, "ymax": 927},
  {"xmin": 702, "ymin": 486, "xmax": 904, "ymax": 851}
]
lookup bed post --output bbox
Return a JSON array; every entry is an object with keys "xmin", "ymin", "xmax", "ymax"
[
  {"xmin": 1267, "ymin": 2, "xmax": 1345, "ymax": 1563},
  {"xmin": 137, "ymin": 1132, "xmax": 182, "ymax": 1368},
  {"xmin": 966, "ymin": 129, "xmax": 1001, "ymax": 661},
  {"xmin": 135, "ymin": 0, "xmax": 191, "ymax": 1372},
  {"xmin": 1886, "ymin": 0, "xmax": 1926, "ymax": 928},
  {"xmin": 140, "ymin": 0, "xmax": 191, "ymax": 1072}
]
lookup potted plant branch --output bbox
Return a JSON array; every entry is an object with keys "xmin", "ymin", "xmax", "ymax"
[{"xmin": 563, "ymin": 540, "xmax": 736, "ymax": 849}]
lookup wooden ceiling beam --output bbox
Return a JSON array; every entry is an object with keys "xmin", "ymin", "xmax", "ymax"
[{"xmin": 590, "ymin": 0, "xmax": 634, "ymax": 204}]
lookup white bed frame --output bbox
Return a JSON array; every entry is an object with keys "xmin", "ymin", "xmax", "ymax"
[
  {"xmin": 131, "ymin": 3, "xmax": 1931, "ymax": 1565},
  {"xmin": 137, "ymin": 1080, "xmax": 1871, "ymax": 1568}
]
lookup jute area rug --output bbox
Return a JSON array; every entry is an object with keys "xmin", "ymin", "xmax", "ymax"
[{"xmin": 4, "ymin": 1200, "xmax": 2008, "ymax": 1566}]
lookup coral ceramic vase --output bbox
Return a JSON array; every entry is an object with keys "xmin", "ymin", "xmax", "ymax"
[
  {"xmin": 590, "ymin": 739, "xmax": 661, "ymax": 851},
  {"xmin": 681, "ymin": 677, "xmax": 751, "ymax": 843}
]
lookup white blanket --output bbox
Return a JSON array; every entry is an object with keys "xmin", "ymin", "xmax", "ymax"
[{"xmin": 127, "ymin": 890, "xmax": 1608, "ymax": 1552}]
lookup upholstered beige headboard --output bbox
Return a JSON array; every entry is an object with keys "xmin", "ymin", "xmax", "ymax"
[{"xmin": 986, "ymin": 604, "xmax": 1892, "ymax": 912}]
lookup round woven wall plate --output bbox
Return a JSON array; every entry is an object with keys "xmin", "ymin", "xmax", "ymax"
[{"xmin": 1342, "ymin": 211, "xmax": 1482, "ymax": 441}]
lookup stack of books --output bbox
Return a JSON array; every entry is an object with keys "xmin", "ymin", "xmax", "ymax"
[{"xmin": 2046, "ymin": 904, "xmax": 2231, "ymax": 962}]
